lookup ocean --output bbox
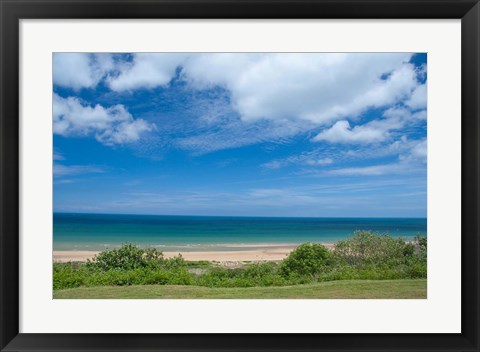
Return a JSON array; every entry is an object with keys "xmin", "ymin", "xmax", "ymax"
[{"xmin": 53, "ymin": 213, "xmax": 427, "ymax": 251}]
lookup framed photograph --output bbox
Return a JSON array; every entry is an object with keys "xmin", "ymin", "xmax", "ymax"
[{"xmin": 1, "ymin": 0, "xmax": 479, "ymax": 351}]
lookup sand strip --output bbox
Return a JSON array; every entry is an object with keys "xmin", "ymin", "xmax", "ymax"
[{"xmin": 53, "ymin": 243, "xmax": 334, "ymax": 263}]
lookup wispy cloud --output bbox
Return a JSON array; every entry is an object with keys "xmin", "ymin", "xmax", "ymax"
[
  {"xmin": 54, "ymin": 178, "xmax": 80, "ymax": 185},
  {"xmin": 53, "ymin": 164, "xmax": 106, "ymax": 177},
  {"xmin": 174, "ymin": 117, "xmax": 310, "ymax": 155},
  {"xmin": 327, "ymin": 140, "xmax": 426, "ymax": 176},
  {"xmin": 264, "ymin": 135, "xmax": 427, "ymax": 177},
  {"xmin": 262, "ymin": 150, "xmax": 335, "ymax": 170},
  {"xmin": 53, "ymin": 150, "xmax": 65, "ymax": 160},
  {"xmin": 328, "ymin": 163, "xmax": 404, "ymax": 176}
]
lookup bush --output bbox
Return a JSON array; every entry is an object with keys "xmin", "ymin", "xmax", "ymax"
[
  {"xmin": 196, "ymin": 262, "xmax": 293, "ymax": 288},
  {"xmin": 53, "ymin": 262, "xmax": 85, "ymax": 289},
  {"xmin": 85, "ymin": 243, "xmax": 187, "ymax": 271},
  {"xmin": 53, "ymin": 244, "xmax": 194, "ymax": 290},
  {"xmin": 415, "ymin": 235, "xmax": 427, "ymax": 263},
  {"xmin": 53, "ymin": 233, "xmax": 428, "ymax": 290},
  {"xmin": 334, "ymin": 231, "xmax": 409, "ymax": 267},
  {"xmin": 279, "ymin": 242, "xmax": 335, "ymax": 278},
  {"xmin": 53, "ymin": 264, "xmax": 195, "ymax": 289},
  {"xmin": 85, "ymin": 244, "xmax": 165, "ymax": 271}
]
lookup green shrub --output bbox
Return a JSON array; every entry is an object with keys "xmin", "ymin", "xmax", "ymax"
[
  {"xmin": 53, "ymin": 233, "xmax": 428, "ymax": 290},
  {"xmin": 279, "ymin": 242, "xmax": 335, "ymax": 278},
  {"xmin": 196, "ymin": 262, "xmax": 292, "ymax": 288},
  {"xmin": 53, "ymin": 264, "xmax": 195, "ymax": 289},
  {"xmin": 54, "ymin": 244, "xmax": 194, "ymax": 290},
  {"xmin": 162, "ymin": 253, "xmax": 188, "ymax": 269},
  {"xmin": 53, "ymin": 262, "xmax": 85, "ymax": 289},
  {"xmin": 402, "ymin": 235, "xmax": 427, "ymax": 278},
  {"xmin": 414, "ymin": 235, "xmax": 427, "ymax": 263},
  {"xmin": 334, "ymin": 231, "xmax": 409, "ymax": 267},
  {"xmin": 403, "ymin": 242, "xmax": 415, "ymax": 258},
  {"xmin": 85, "ymin": 244, "xmax": 187, "ymax": 271},
  {"xmin": 85, "ymin": 244, "xmax": 163, "ymax": 271}
]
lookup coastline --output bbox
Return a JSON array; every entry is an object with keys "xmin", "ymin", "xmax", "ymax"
[{"xmin": 53, "ymin": 243, "xmax": 335, "ymax": 263}]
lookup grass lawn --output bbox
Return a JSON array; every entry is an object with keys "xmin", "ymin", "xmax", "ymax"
[{"xmin": 53, "ymin": 279, "xmax": 426, "ymax": 299}]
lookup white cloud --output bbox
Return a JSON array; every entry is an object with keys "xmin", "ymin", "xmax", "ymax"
[
  {"xmin": 97, "ymin": 118, "xmax": 155, "ymax": 145},
  {"xmin": 339, "ymin": 134, "xmax": 427, "ymax": 166},
  {"xmin": 53, "ymin": 150, "xmax": 64, "ymax": 160},
  {"xmin": 329, "ymin": 163, "xmax": 404, "ymax": 176},
  {"xmin": 53, "ymin": 94, "xmax": 155, "ymax": 145},
  {"xmin": 87, "ymin": 53, "xmax": 421, "ymax": 125},
  {"xmin": 175, "ymin": 118, "xmax": 310, "ymax": 154},
  {"xmin": 53, "ymin": 151, "xmax": 106, "ymax": 179},
  {"xmin": 312, "ymin": 120, "xmax": 389, "ymax": 144},
  {"xmin": 328, "ymin": 137, "xmax": 427, "ymax": 176},
  {"xmin": 53, "ymin": 164, "xmax": 105, "ymax": 177},
  {"xmin": 180, "ymin": 53, "xmax": 418, "ymax": 124},
  {"xmin": 107, "ymin": 53, "xmax": 187, "ymax": 92},
  {"xmin": 313, "ymin": 106, "xmax": 426, "ymax": 144},
  {"xmin": 53, "ymin": 53, "xmax": 427, "ymax": 151},
  {"xmin": 399, "ymin": 138, "xmax": 427, "ymax": 163},
  {"xmin": 382, "ymin": 107, "xmax": 426, "ymax": 121},
  {"xmin": 53, "ymin": 53, "xmax": 114, "ymax": 90},
  {"xmin": 262, "ymin": 151, "xmax": 334, "ymax": 170},
  {"xmin": 405, "ymin": 83, "xmax": 427, "ymax": 110},
  {"xmin": 306, "ymin": 157, "xmax": 333, "ymax": 166},
  {"xmin": 263, "ymin": 131, "xmax": 426, "ymax": 175},
  {"xmin": 262, "ymin": 160, "xmax": 283, "ymax": 170}
]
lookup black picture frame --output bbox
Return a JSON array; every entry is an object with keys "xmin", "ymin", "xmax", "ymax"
[{"xmin": 1, "ymin": 0, "xmax": 479, "ymax": 351}]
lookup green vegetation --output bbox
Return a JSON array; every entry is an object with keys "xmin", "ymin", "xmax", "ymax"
[
  {"xmin": 54, "ymin": 245, "xmax": 193, "ymax": 290},
  {"xmin": 53, "ymin": 231, "xmax": 427, "ymax": 296},
  {"xmin": 279, "ymin": 242, "xmax": 335, "ymax": 277},
  {"xmin": 53, "ymin": 279, "xmax": 427, "ymax": 299}
]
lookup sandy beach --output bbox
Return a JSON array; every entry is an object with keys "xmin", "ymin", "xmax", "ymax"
[{"xmin": 53, "ymin": 243, "xmax": 335, "ymax": 263}]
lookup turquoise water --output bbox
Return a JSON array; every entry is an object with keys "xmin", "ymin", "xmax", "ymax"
[{"xmin": 53, "ymin": 213, "xmax": 427, "ymax": 251}]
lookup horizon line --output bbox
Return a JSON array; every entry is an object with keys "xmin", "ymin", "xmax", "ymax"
[{"xmin": 53, "ymin": 211, "xmax": 427, "ymax": 220}]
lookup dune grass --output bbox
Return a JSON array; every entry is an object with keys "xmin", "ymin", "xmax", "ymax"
[{"xmin": 53, "ymin": 279, "xmax": 426, "ymax": 299}]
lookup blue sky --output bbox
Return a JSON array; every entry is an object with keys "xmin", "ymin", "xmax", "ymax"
[{"xmin": 53, "ymin": 53, "xmax": 427, "ymax": 217}]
